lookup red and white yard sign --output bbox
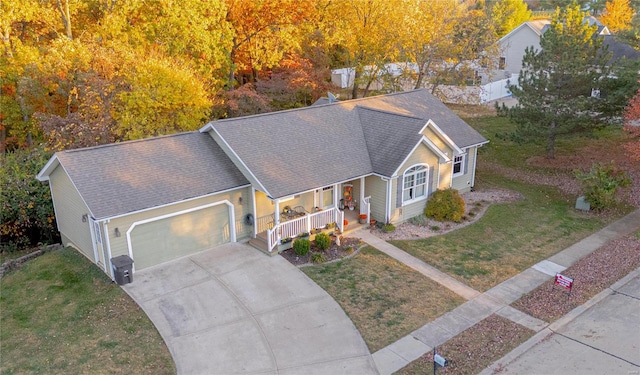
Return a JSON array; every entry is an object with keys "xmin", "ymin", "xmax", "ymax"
[{"xmin": 554, "ymin": 273, "xmax": 573, "ymax": 291}]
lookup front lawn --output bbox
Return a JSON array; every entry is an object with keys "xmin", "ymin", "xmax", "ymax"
[
  {"xmin": 390, "ymin": 115, "xmax": 634, "ymax": 292},
  {"xmin": 0, "ymin": 248, "xmax": 175, "ymax": 374},
  {"xmin": 302, "ymin": 246, "xmax": 465, "ymax": 352},
  {"xmin": 391, "ymin": 176, "xmax": 609, "ymax": 292}
]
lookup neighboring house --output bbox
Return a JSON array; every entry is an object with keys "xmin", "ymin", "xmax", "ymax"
[
  {"xmin": 37, "ymin": 89, "xmax": 488, "ymax": 279},
  {"xmin": 495, "ymin": 18, "xmax": 611, "ymax": 81},
  {"xmin": 331, "ymin": 63, "xmax": 419, "ymax": 91}
]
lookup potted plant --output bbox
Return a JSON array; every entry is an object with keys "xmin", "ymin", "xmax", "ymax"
[{"xmin": 359, "ymin": 214, "xmax": 367, "ymax": 224}]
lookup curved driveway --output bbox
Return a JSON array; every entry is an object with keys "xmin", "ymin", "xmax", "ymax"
[{"xmin": 123, "ymin": 243, "xmax": 377, "ymax": 374}]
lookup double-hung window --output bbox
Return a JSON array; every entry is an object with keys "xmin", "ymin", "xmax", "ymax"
[
  {"xmin": 453, "ymin": 153, "xmax": 465, "ymax": 177},
  {"xmin": 403, "ymin": 165, "xmax": 428, "ymax": 203}
]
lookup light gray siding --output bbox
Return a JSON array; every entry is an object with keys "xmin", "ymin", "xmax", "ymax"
[{"xmin": 49, "ymin": 166, "xmax": 94, "ymax": 260}]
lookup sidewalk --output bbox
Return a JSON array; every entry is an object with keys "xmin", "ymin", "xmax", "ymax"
[{"xmin": 357, "ymin": 209, "xmax": 640, "ymax": 375}]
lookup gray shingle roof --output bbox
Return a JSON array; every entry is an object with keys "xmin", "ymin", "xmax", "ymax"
[
  {"xmin": 207, "ymin": 89, "xmax": 487, "ymax": 199},
  {"xmin": 356, "ymin": 107, "xmax": 426, "ymax": 177},
  {"xmin": 55, "ymin": 132, "xmax": 249, "ymax": 219}
]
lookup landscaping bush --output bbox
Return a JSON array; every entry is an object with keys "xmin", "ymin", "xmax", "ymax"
[
  {"xmin": 293, "ymin": 238, "xmax": 310, "ymax": 256},
  {"xmin": 311, "ymin": 252, "xmax": 327, "ymax": 264},
  {"xmin": 424, "ymin": 188, "xmax": 465, "ymax": 222},
  {"xmin": 1, "ymin": 147, "xmax": 59, "ymax": 251},
  {"xmin": 315, "ymin": 232, "xmax": 331, "ymax": 251},
  {"xmin": 575, "ymin": 162, "xmax": 631, "ymax": 211}
]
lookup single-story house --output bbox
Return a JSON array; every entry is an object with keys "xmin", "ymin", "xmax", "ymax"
[{"xmin": 37, "ymin": 89, "xmax": 488, "ymax": 279}]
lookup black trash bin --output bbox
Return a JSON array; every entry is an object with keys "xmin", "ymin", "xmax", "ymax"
[{"xmin": 111, "ymin": 255, "xmax": 134, "ymax": 285}]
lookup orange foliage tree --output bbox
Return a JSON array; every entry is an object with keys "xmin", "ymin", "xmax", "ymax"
[{"xmin": 623, "ymin": 90, "xmax": 640, "ymax": 161}]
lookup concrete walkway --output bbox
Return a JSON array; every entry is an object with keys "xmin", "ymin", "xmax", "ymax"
[{"xmin": 358, "ymin": 209, "xmax": 640, "ymax": 374}]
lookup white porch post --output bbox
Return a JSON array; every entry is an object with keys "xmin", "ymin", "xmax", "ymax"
[
  {"xmin": 274, "ymin": 199, "xmax": 280, "ymax": 226},
  {"xmin": 251, "ymin": 187, "xmax": 257, "ymax": 237},
  {"xmin": 359, "ymin": 177, "xmax": 365, "ymax": 215},
  {"xmin": 385, "ymin": 178, "xmax": 392, "ymax": 223},
  {"xmin": 273, "ymin": 199, "xmax": 281, "ymax": 243},
  {"xmin": 333, "ymin": 183, "xmax": 339, "ymax": 210}
]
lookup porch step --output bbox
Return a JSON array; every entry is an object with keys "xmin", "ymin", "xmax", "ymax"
[{"xmin": 249, "ymin": 236, "xmax": 278, "ymax": 257}]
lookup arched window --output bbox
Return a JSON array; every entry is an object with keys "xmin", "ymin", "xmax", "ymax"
[{"xmin": 403, "ymin": 165, "xmax": 428, "ymax": 203}]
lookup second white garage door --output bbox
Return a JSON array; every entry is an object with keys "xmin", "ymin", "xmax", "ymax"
[{"xmin": 129, "ymin": 203, "xmax": 232, "ymax": 270}]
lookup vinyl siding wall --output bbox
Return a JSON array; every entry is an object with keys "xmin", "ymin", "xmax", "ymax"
[
  {"xmin": 365, "ymin": 175, "xmax": 388, "ymax": 223},
  {"xmin": 107, "ymin": 187, "xmax": 252, "ymax": 260},
  {"xmin": 451, "ymin": 146, "xmax": 477, "ymax": 193},
  {"xmin": 49, "ymin": 166, "xmax": 94, "ymax": 260},
  {"xmin": 392, "ymin": 143, "xmax": 449, "ymax": 223}
]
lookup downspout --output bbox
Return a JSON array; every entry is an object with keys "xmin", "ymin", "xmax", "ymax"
[
  {"xmin": 471, "ymin": 147, "xmax": 479, "ymax": 189},
  {"xmin": 103, "ymin": 220, "xmax": 115, "ymax": 280},
  {"xmin": 383, "ymin": 177, "xmax": 392, "ymax": 224}
]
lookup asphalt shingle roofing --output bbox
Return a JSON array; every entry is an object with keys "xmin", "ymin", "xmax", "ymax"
[
  {"xmin": 205, "ymin": 89, "xmax": 486, "ymax": 199},
  {"xmin": 45, "ymin": 89, "xmax": 486, "ymax": 217},
  {"xmin": 54, "ymin": 132, "xmax": 249, "ymax": 219}
]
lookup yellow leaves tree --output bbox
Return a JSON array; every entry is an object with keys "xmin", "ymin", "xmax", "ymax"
[
  {"xmin": 113, "ymin": 56, "xmax": 212, "ymax": 140},
  {"xmin": 491, "ymin": 0, "xmax": 532, "ymax": 37},
  {"xmin": 600, "ymin": 0, "xmax": 636, "ymax": 33},
  {"xmin": 328, "ymin": 0, "xmax": 403, "ymax": 98}
]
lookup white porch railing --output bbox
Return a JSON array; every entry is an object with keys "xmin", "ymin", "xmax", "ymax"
[
  {"xmin": 256, "ymin": 214, "xmax": 275, "ymax": 234},
  {"xmin": 265, "ymin": 207, "xmax": 343, "ymax": 252}
]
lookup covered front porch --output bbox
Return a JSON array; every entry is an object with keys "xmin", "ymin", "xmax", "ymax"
[{"xmin": 249, "ymin": 177, "xmax": 372, "ymax": 254}]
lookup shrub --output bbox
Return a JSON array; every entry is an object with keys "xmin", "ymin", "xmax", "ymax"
[
  {"xmin": 293, "ymin": 238, "xmax": 310, "ymax": 256},
  {"xmin": 575, "ymin": 162, "xmax": 631, "ymax": 211},
  {"xmin": 424, "ymin": 188, "xmax": 465, "ymax": 222},
  {"xmin": 430, "ymin": 225, "xmax": 441, "ymax": 231},
  {"xmin": 408, "ymin": 215, "xmax": 427, "ymax": 226},
  {"xmin": 311, "ymin": 252, "xmax": 327, "ymax": 264},
  {"xmin": 382, "ymin": 223, "xmax": 396, "ymax": 232},
  {"xmin": 314, "ymin": 232, "xmax": 331, "ymax": 251},
  {"xmin": 1, "ymin": 147, "xmax": 59, "ymax": 250}
]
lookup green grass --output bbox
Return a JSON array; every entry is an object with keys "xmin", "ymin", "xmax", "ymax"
[
  {"xmin": 392, "ymin": 175, "xmax": 609, "ymax": 291},
  {"xmin": 390, "ymin": 116, "xmax": 631, "ymax": 292},
  {"xmin": 0, "ymin": 248, "xmax": 175, "ymax": 374},
  {"xmin": 302, "ymin": 246, "xmax": 465, "ymax": 352}
]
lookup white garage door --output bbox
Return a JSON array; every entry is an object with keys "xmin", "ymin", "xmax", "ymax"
[{"xmin": 130, "ymin": 204, "xmax": 231, "ymax": 270}]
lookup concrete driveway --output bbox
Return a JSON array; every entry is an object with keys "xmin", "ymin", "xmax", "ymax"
[{"xmin": 123, "ymin": 243, "xmax": 377, "ymax": 375}]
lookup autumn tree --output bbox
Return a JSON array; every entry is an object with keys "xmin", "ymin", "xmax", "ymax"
[
  {"xmin": 600, "ymin": 0, "xmax": 636, "ymax": 33},
  {"xmin": 499, "ymin": 3, "xmax": 640, "ymax": 159},
  {"xmin": 327, "ymin": 0, "xmax": 403, "ymax": 98},
  {"xmin": 225, "ymin": 0, "xmax": 313, "ymax": 87},
  {"xmin": 623, "ymin": 90, "xmax": 640, "ymax": 160},
  {"xmin": 492, "ymin": 0, "xmax": 533, "ymax": 37},
  {"xmin": 113, "ymin": 56, "xmax": 212, "ymax": 140}
]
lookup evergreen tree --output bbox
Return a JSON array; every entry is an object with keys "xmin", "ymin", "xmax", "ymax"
[{"xmin": 499, "ymin": 3, "xmax": 640, "ymax": 158}]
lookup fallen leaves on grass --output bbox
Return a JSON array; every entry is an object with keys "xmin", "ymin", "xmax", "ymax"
[
  {"xmin": 512, "ymin": 235, "xmax": 640, "ymax": 322},
  {"xmin": 397, "ymin": 315, "xmax": 534, "ymax": 375}
]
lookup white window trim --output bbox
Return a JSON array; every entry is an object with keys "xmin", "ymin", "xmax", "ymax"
[
  {"xmin": 402, "ymin": 164, "xmax": 429, "ymax": 205},
  {"xmin": 453, "ymin": 152, "xmax": 466, "ymax": 177}
]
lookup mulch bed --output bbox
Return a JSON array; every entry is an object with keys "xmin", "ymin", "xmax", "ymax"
[
  {"xmin": 397, "ymin": 314, "xmax": 534, "ymax": 375},
  {"xmin": 512, "ymin": 235, "xmax": 640, "ymax": 323},
  {"xmin": 280, "ymin": 236, "xmax": 363, "ymax": 266}
]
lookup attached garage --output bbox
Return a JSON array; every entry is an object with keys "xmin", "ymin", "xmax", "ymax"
[{"xmin": 127, "ymin": 202, "xmax": 235, "ymax": 271}]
